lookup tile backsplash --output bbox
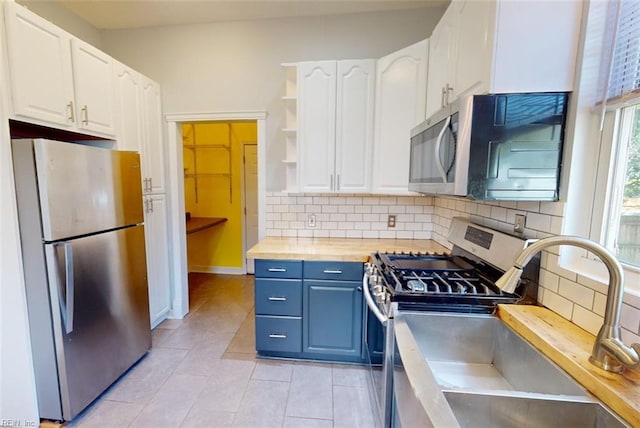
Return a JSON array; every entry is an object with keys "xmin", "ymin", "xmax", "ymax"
[
  {"xmin": 265, "ymin": 192, "xmax": 434, "ymax": 239},
  {"xmin": 265, "ymin": 191, "xmax": 640, "ymax": 343}
]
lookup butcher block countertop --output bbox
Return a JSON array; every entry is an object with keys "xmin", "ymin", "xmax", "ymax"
[
  {"xmin": 498, "ymin": 304, "xmax": 640, "ymax": 427},
  {"xmin": 246, "ymin": 237, "xmax": 449, "ymax": 262}
]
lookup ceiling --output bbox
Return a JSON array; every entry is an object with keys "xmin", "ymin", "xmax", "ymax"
[{"xmin": 20, "ymin": 0, "xmax": 447, "ymax": 30}]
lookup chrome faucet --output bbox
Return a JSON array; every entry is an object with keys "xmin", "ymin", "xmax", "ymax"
[{"xmin": 495, "ymin": 235, "xmax": 640, "ymax": 373}]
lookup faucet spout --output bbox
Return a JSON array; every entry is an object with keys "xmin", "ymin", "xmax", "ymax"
[{"xmin": 495, "ymin": 235, "xmax": 640, "ymax": 373}]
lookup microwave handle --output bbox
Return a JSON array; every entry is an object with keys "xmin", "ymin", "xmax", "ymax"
[{"xmin": 434, "ymin": 115, "xmax": 451, "ymax": 183}]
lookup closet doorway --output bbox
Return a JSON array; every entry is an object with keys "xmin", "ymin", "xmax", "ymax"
[{"xmin": 182, "ymin": 121, "xmax": 258, "ymax": 275}]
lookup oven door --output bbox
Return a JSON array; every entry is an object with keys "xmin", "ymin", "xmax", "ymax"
[{"xmin": 363, "ymin": 273, "xmax": 393, "ymax": 428}]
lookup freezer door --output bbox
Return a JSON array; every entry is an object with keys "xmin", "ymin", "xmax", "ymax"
[
  {"xmin": 45, "ymin": 225, "xmax": 151, "ymax": 420},
  {"xmin": 30, "ymin": 138, "xmax": 143, "ymax": 241}
]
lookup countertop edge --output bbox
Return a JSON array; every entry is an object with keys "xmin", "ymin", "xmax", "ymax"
[
  {"xmin": 498, "ymin": 304, "xmax": 640, "ymax": 427},
  {"xmin": 246, "ymin": 237, "xmax": 450, "ymax": 262}
]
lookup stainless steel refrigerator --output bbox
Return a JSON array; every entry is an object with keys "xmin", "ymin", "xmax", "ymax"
[{"xmin": 11, "ymin": 138, "xmax": 152, "ymax": 421}]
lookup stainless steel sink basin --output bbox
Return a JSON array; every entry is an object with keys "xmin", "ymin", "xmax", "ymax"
[
  {"xmin": 444, "ymin": 391, "xmax": 628, "ymax": 428},
  {"xmin": 394, "ymin": 311, "xmax": 630, "ymax": 428}
]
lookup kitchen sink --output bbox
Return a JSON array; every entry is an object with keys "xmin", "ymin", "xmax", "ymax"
[{"xmin": 394, "ymin": 311, "xmax": 630, "ymax": 428}]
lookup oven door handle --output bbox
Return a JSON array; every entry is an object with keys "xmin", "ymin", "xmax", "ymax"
[
  {"xmin": 363, "ymin": 274, "xmax": 388, "ymax": 326},
  {"xmin": 434, "ymin": 115, "xmax": 451, "ymax": 183}
]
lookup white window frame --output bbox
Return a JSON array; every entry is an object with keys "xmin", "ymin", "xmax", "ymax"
[{"xmin": 559, "ymin": 0, "xmax": 640, "ymax": 303}]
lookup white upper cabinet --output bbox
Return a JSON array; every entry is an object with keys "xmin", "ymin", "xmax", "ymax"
[
  {"xmin": 4, "ymin": 2, "xmax": 117, "ymax": 138},
  {"xmin": 4, "ymin": 1, "xmax": 74, "ymax": 128},
  {"xmin": 371, "ymin": 40, "xmax": 428, "ymax": 195},
  {"xmin": 454, "ymin": 0, "xmax": 494, "ymax": 98},
  {"xmin": 425, "ymin": 6, "xmax": 458, "ymax": 119},
  {"xmin": 298, "ymin": 61, "xmax": 337, "ymax": 193},
  {"xmin": 114, "ymin": 62, "xmax": 143, "ymax": 153},
  {"xmin": 426, "ymin": 0, "xmax": 581, "ymax": 118},
  {"xmin": 298, "ymin": 59, "xmax": 374, "ymax": 193},
  {"xmin": 335, "ymin": 60, "xmax": 375, "ymax": 193},
  {"xmin": 141, "ymin": 78, "xmax": 166, "ymax": 195},
  {"xmin": 489, "ymin": 0, "xmax": 581, "ymax": 93},
  {"xmin": 71, "ymin": 39, "xmax": 117, "ymax": 136},
  {"xmin": 114, "ymin": 64, "xmax": 165, "ymax": 195}
]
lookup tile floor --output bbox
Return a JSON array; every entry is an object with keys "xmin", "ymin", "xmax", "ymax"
[{"xmin": 66, "ymin": 273, "xmax": 375, "ymax": 427}]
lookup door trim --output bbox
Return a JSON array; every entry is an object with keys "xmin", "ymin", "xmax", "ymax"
[{"xmin": 165, "ymin": 111, "xmax": 267, "ymax": 319}]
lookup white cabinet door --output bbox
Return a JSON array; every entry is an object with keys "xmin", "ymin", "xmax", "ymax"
[
  {"xmin": 454, "ymin": 0, "xmax": 494, "ymax": 98},
  {"xmin": 335, "ymin": 60, "xmax": 375, "ymax": 193},
  {"xmin": 372, "ymin": 40, "xmax": 428, "ymax": 194},
  {"xmin": 71, "ymin": 39, "xmax": 116, "ymax": 136},
  {"xmin": 4, "ymin": 2, "xmax": 75, "ymax": 128},
  {"xmin": 141, "ymin": 78, "xmax": 166, "ymax": 194},
  {"xmin": 114, "ymin": 63, "xmax": 143, "ymax": 153},
  {"xmin": 425, "ymin": 6, "xmax": 457, "ymax": 119},
  {"xmin": 491, "ymin": 0, "xmax": 581, "ymax": 93},
  {"xmin": 298, "ymin": 61, "xmax": 337, "ymax": 193},
  {"xmin": 144, "ymin": 194, "xmax": 171, "ymax": 328}
]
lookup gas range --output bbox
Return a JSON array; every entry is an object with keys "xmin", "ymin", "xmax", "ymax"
[{"xmin": 365, "ymin": 218, "xmax": 539, "ymax": 314}]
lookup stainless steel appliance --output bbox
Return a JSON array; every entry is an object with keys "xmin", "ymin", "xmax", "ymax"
[
  {"xmin": 363, "ymin": 217, "xmax": 540, "ymax": 427},
  {"xmin": 11, "ymin": 138, "xmax": 151, "ymax": 421},
  {"xmin": 408, "ymin": 92, "xmax": 569, "ymax": 201}
]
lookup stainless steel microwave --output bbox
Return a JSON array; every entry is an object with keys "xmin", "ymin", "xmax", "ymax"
[{"xmin": 409, "ymin": 92, "xmax": 569, "ymax": 201}]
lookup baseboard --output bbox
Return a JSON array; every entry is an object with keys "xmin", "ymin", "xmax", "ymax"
[{"xmin": 188, "ymin": 265, "xmax": 247, "ymax": 275}]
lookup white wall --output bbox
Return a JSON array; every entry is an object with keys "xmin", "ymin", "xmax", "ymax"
[
  {"xmin": 0, "ymin": 2, "xmax": 39, "ymax": 420},
  {"xmin": 15, "ymin": 0, "xmax": 103, "ymax": 48},
  {"xmin": 99, "ymin": 8, "xmax": 446, "ymax": 190}
]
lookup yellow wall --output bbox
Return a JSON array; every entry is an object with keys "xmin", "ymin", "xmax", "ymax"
[{"xmin": 183, "ymin": 121, "xmax": 257, "ymax": 270}]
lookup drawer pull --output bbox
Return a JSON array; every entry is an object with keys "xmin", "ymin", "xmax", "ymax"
[
  {"xmin": 323, "ymin": 269, "xmax": 343, "ymax": 274},
  {"xmin": 268, "ymin": 296, "xmax": 287, "ymax": 301},
  {"xmin": 268, "ymin": 268, "xmax": 287, "ymax": 272},
  {"xmin": 269, "ymin": 333, "xmax": 287, "ymax": 339}
]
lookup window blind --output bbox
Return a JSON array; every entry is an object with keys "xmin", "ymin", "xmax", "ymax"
[{"xmin": 607, "ymin": 0, "xmax": 640, "ymax": 102}]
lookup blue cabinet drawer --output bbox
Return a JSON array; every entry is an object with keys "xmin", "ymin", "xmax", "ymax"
[
  {"xmin": 255, "ymin": 279, "xmax": 302, "ymax": 316},
  {"xmin": 303, "ymin": 261, "xmax": 364, "ymax": 281},
  {"xmin": 255, "ymin": 259, "xmax": 302, "ymax": 279},
  {"xmin": 255, "ymin": 316, "xmax": 302, "ymax": 353}
]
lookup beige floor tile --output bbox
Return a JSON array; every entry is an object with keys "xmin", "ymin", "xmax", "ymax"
[
  {"xmin": 332, "ymin": 363, "xmax": 370, "ymax": 388},
  {"xmin": 232, "ymin": 379, "xmax": 289, "ymax": 428},
  {"xmin": 251, "ymin": 360, "xmax": 295, "ymax": 382},
  {"xmin": 286, "ymin": 364, "xmax": 333, "ymax": 420},
  {"xmin": 129, "ymin": 374, "xmax": 208, "ymax": 427},
  {"xmin": 333, "ymin": 385, "xmax": 375, "ymax": 428},
  {"xmin": 69, "ymin": 400, "xmax": 143, "ymax": 428},
  {"xmin": 283, "ymin": 416, "xmax": 333, "ymax": 428}
]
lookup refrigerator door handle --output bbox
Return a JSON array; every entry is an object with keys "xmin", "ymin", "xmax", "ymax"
[{"xmin": 56, "ymin": 242, "xmax": 75, "ymax": 334}]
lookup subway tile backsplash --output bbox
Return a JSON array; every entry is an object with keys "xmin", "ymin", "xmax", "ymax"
[
  {"xmin": 264, "ymin": 192, "xmax": 640, "ymax": 342},
  {"xmin": 265, "ymin": 192, "xmax": 434, "ymax": 239}
]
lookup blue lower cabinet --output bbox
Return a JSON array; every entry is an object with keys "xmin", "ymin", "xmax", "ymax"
[
  {"xmin": 255, "ymin": 315, "xmax": 302, "ymax": 353},
  {"xmin": 254, "ymin": 259, "xmax": 365, "ymax": 363},
  {"xmin": 303, "ymin": 279, "xmax": 363, "ymax": 360}
]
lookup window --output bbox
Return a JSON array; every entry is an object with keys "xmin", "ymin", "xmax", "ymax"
[
  {"xmin": 605, "ymin": 105, "xmax": 640, "ymax": 268},
  {"xmin": 561, "ymin": 0, "xmax": 640, "ymax": 294}
]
